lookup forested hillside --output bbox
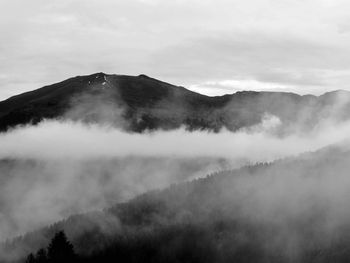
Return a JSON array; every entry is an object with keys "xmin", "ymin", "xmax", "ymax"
[{"xmin": 4, "ymin": 143, "xmax": 350, "ymax": 263}]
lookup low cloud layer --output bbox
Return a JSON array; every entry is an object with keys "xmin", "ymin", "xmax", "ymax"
[
  {"xmin": 1, "ymin": 114, "xmax": 350, "ymax": 241},
  {"xmin": 1, "ymin": 118, "xmax": 349, "ymax": 161}
]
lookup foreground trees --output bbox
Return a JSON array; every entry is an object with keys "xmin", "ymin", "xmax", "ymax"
[{"xmin": 25, "ymin": 231, "xmax": 75, "ymax": 263}]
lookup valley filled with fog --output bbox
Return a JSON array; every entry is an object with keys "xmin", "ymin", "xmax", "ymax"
[
  {"xmin": 2, "ymin": 75, "xmax": 350, "ymax": 262},
  {"xmin": 4, "ymin": 0, "xmax": 350, "ymax": 262}
]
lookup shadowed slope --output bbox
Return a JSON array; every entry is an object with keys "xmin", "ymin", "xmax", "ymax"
[{"xmin": 1, "ymin": 73, "xmax": 349, "ymax": 132}]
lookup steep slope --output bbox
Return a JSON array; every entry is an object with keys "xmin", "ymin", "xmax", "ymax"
[
  {"xmin": 5, "ymin": 142, "xmax": 350, "ymax": 262},
  {"xmin": 1, "ymin": 73, "xmax": 349, "ymax": 133}
]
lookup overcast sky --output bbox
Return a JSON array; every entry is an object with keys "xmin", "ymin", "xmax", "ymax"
[{"xmin": 1, "ymin": 0, "xmax": 350, "ymax": 100}]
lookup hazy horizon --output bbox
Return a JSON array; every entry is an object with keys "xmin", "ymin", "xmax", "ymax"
[
  {"xmin": 1, "ymin": 71, "xmax": 349, "ymax": 102},
  {"xmin": 2, "ymin": 0, "xmax": 350, "ymax": 100}
]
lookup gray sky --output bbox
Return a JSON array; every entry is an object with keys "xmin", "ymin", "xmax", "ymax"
[{"xmin": 1, "ymin": 0, "xmax": 350, "ymax": 100}]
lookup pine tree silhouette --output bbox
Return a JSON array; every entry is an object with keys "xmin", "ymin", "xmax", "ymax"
[{"xmin": 47, "ymin": 231, "xmax": 76, "ymax": 263}]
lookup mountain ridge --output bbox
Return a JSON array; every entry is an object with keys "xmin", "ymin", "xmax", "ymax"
[{"xmin": 1, "ymin": 73, "xmax": 349, "ymax": 132}]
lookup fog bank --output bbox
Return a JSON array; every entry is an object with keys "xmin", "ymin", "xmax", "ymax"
[
  {"xmin": 1, "ymin": 115, "xmax": 350, "ymax": 242},
  {"xmin": 1, "ymin": 117, "xmax": 349, "ymax": 161}
]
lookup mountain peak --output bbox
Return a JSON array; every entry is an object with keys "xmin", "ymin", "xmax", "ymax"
[{"xmin": 138, "ymin": 74, "xmax": 151, "ymax": 79}]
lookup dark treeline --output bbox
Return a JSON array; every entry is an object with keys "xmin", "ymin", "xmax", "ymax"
[{"xmin": 6, "ymin": 147, "xmax": 350, "ymax": 263}]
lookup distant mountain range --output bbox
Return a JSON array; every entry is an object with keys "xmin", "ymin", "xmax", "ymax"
[{"xmin": 1, "ymin": 72, "xmax": 350, "ymax": 132}]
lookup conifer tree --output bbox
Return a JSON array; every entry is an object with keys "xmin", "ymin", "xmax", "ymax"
[{"xmin": 47, "ymin": 231, "xmax": 76, "ymax": 263}]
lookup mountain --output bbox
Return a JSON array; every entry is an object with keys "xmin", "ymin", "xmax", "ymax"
[
  {"xmin": 1, "ymin": 72, "xmax": 350, "ymax": 132},
  {"xmin": 4, "ymin": 142, "xmax": 350, "ymax": 263}
]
